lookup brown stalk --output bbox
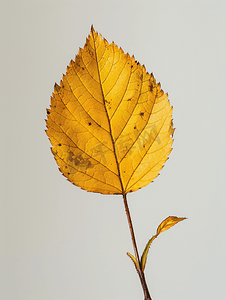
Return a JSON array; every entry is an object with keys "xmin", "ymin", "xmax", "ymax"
[{"xmin": 123, "ymin": 193, "xmax": 152, "ymax": 300}]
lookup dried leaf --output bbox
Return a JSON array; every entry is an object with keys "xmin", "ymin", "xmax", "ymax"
[
  {"xmin": 141, "ymin": 216, "xmax": 186, "ymax": 271},
  {"xmin": 46, "ymin": 26, "xmax": 174, "ymax": 194}
]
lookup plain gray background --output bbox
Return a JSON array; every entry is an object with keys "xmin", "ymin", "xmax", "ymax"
[{"xmin": 1, "ymin": 0, "xmax": 226, "ymax": 299}]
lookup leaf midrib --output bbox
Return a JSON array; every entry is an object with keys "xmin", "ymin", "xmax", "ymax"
[{"xmin": 91, "ymin": 29, "xmax": 125, "ymax": 194}]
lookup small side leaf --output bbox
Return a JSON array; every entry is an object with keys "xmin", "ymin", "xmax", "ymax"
[
  {"xmin": 141, "ymin": 236, "xmax": 157, "ymax": 272},
  {"xmin": 141, "ymin": 216, "xmax": 186, "ymax": 271},
  {"xmin": 156, "ymin": 216, "xmax": 186, "ymax": 236},
  {"xmin": 127, "ymin": 252, "xmax": 139, "ymax": 272}
]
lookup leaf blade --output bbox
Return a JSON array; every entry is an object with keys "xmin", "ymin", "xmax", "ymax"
[
  {"xmin": 156, "ymin": 216, "xmax": 186, "ymax": 236},
  {"xmin": 46, "ymin": 27, "xmax": 174, "ymax": 194}
]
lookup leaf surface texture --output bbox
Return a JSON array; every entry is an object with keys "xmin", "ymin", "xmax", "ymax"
[{"xmin": 46, "ymin": 27, "xmax": 174, "ymax": 194}]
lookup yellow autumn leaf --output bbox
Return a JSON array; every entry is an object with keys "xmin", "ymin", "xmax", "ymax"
[
  {"xmin": 46, "ymin": 26, "xmax": 174, "ymax": 194},
  {"xmin": 156, "ymin": 216, "xmax": 186, "ymax": 235},
  {"xmin": 141, "ymin": 216, "xmax": 186, "ymax": 271}
]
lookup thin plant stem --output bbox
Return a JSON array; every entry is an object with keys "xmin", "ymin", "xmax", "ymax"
[{"xmin": 123, "ymin": 193, "xmax": 152, "ymax": 300}]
